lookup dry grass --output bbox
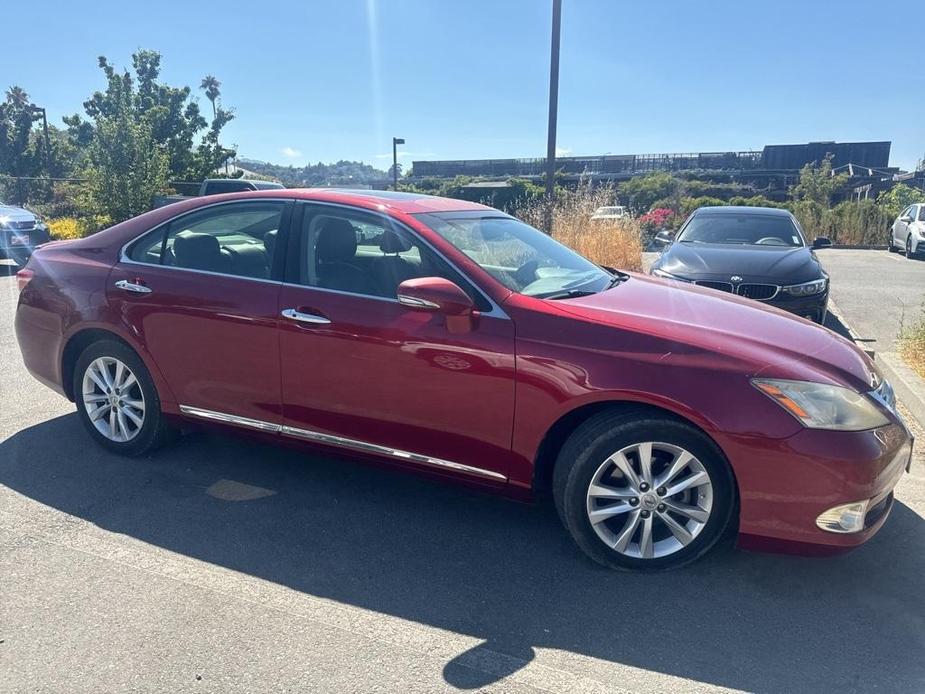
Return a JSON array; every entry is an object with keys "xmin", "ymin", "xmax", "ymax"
[
  {"xmin": 900, "ymin": 309, "xmax": 925, "ymax": 380},
  {"xmin": 513, "ymin": 184, "xmax": 644, "ymax": 272}
]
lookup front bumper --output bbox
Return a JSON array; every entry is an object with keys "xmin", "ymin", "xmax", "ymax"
[
  {"xmin": 0, "ymin": 227, "xmax": 50, "ymax": 256},
  {"xmin": 766, "ymin": 289, "xmax": 829, "ymax": 323},
  {"xmin": 726, "ymin": 420, "xmax": 912, "ymax": 554}
]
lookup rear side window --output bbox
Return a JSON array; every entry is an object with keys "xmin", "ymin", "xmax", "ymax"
[
  {"xmin": 128, "ymin": 201, "xmax": 285, "ymax": 280},
  {"xmin": 918, "ymin": 206, "xmax": 925, "ymax": 222}
]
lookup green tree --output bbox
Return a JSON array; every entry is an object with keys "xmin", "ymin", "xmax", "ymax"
[
  {"xmin": 790, "ymin": 154, "xmax": 847, "ymax": 206},
  {"xmin": 619, "ymin": 172, "xmax": 681, "ymax": 214},
  {"xmin": 877, "ymin": 183, "xmax": 925, "ymax": 220},
  {"xmin": 64, "ymin": 51, "xmax": 234, "ymax": 180},
  {"xmin": 199, "ymin": 75, "xmax": 221, "ymax": 119},
  {"xmin": 0, "ymin": 86, "xmax": 41, "ymax": 178},
  {"xmin": 84, "ymin": 107, "xmax": 169, "ymax": 223}
]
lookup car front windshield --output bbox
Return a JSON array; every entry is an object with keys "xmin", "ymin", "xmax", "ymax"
[
  {"xmin": 417, "ymin": 211, "xmax": 612, "ymax": 298},
  {"xmin": 679, "ymin": 213, "xmax": 803, "ymax": 247}
]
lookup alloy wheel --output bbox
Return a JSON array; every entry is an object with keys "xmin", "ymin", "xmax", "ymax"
[
  {"xmin": 585, "ymin": 442, "xmax": 714, "ymax": 559},
  {"xmin": 81, "ymin": 356, "xmax": 146, "ymax": 442}
]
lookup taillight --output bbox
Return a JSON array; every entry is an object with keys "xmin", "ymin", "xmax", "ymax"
[{"xmin": 16, "ymin": 268, "xmax": 34, "ymax": 291}]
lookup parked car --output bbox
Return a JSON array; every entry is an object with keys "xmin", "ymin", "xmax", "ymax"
[
  {"xmin": 0, "ymin": 201, "xmax": 51, "ymax": 266},
  {"xmin": 887, "ymin": 202, "xmax": 925, "ymax": 259},
  {"xmin": 14, "ymin": 190, "xmax": 911, "ymax": 571},
  {"xmin": 590, "ymin": 205, "xmax": 626, "ymax": 221},
  {"xmin": 153, "ymin": 178, "xmax": 285, "ymax": 208},
  {"xmin": 650, "ymin": 206, "xmax": 832, "ymax": 323}
]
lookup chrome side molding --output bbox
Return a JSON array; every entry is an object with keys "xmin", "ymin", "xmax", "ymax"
[
  {"xmin": 179, "ymin": 405, "xmax": 281, "ymax": 432},
  {"xmin": 178, "ymin": 405, "xmax": 507, "ymax": 482}
]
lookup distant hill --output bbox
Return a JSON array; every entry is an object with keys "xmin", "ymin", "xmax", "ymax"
[{"xmin": 238, "ymin": 158, "xmax": 389, "ymax": 187}]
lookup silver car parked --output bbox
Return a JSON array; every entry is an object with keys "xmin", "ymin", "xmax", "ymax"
[{"xmin": 0, "ymin": 201, "xmax": 51, "ymax": 266}]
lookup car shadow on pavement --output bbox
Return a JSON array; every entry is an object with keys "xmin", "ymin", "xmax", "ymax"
[{"xmin": 2, "ymin": 414, "xmax": 923, "ymax": 692}]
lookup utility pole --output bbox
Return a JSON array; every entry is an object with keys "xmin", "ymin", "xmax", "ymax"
[
  {"xmin": 392, "ymin": 137, "xmax": 405, "ymax": 190},
  {"xmin": 544, "ymin": 0, "xmax": 562, "ymax": 233},
  {"xmin": 29, "ymin": 105, "xmax": 51, "ymax": 173}
]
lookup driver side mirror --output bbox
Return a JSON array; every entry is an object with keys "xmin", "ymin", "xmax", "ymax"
[
  {"xmin": 655, "ymin": 229, "xmax": 676, "ymax": 246},
  {"xmin": 812, "ymin": 236, "xmax": 833, "ymax": 249},
  {"xmin": 398, "ymin": 277, "xmax": 474, "ymax": 316},
  {"xmin": 901, "ymin": 215, "xmax": 914, "ymax": 223}
]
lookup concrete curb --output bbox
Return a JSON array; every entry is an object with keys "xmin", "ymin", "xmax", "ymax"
[
  {"xmin": 877, "ymin": 352, "xmax": 925, "ymax": 431},
  {"xmin": 827, "ymin": 298, "xmax": 925, "ymax": 430}
]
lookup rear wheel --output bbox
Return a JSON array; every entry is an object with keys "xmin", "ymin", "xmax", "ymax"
[
  {"xmin": 887, "ymin": 230, "xmax": 898, "ymax": 252},
  {"xmin": 553, "ymin": 409, "xmax": 735, "ymax": 571},
  {"xmin": 73, "ymin": 339, "xmax": 176, "ymax": 456},
  {"xmin": 907, "ymin": 235, "xmax": 919, "ymax": 260}
]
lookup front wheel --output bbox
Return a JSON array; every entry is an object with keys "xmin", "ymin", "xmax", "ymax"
[
  {"xmin": 553, "ymin": 409, "xmax": 736, "ymax": 571},
  {"xmin": 73, "ymin": 339, "xmax": 177, "ymax": 456}
]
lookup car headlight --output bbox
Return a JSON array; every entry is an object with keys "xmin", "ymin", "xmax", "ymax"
[
  {"xmin": 752, "ymin": 378, "xmax": 890, "ymax": 431},
  {"xmin": 651, "ymin": 268, "xmax": 690, "ymax": 282},
  {"xmin": 782, "ymin": 278, "xmax": 827, "ymax": 297}
]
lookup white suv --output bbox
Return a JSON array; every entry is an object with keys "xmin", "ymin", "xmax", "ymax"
[{"xmin": 889, "ymin": 202, "xmax": 925, "ymax": 259}]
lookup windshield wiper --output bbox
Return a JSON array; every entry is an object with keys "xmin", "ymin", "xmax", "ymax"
[
  {"xmin": 605, "ymin": 271, "xmax": 629, "ymax": 289},
  {"xmin": 537, "ymin": 289, "xmax": 598, "ymax": 301}
]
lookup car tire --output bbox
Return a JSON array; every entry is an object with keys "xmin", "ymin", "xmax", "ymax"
[
  {"xmin": 553, "ymin": 408, "xmax": 736, "ymax": 571},
  {"xmin": 907, "ymin": 235, "xmax": 917, "ymax": 260},
  {"xmin": 73, "ymin": 339, "xmax": 177, "ymax": 456},
  {"xmin": 887, "ymin": 232, "xmax": 898, "ymax": 252}
]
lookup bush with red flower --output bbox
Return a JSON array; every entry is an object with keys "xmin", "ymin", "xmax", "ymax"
[{"xmin": 638, "ymin": 207, "xmax": 677, "ymax": 233}]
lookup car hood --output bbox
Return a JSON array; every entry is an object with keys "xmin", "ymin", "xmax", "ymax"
[
  {"xmin": 0, "ymin": 205, "xmax": 37, "ymax": 222},
  {"xmin": 655, "ymin": 242, "xmax": 823, "ymax": 283},
  {"xmin": 550, "ymin": 273, "xmax": 875, "ymax": 391}
]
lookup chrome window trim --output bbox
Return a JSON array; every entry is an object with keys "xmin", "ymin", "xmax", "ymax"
[
  {"xmin": 117, "ymin": 197, "xmax": 509, "ymax": 319},
  {"xmin": 118, "ymin": 197, "xmax": 291, "ymax": 281},
  {"xmin": 295, "ymin": 199, "xmax": 509, "ymax": 319},
  {"xmin": 178, "ymin": 405, "xmax": 507, "ymax": 482}
]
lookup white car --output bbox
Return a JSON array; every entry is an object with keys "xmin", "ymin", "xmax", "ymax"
[
  {"xmin": 590, "ymin": 205, "xmax": 627, "ymax": 221},
  {"xmin": 888, "ymin": 202, "xmax": 925, "ymax": 259}
]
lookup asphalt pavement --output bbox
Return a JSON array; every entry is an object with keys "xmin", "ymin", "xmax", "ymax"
[{"xmin": 2, "ymin": 259, "xmax": 924, "ymax": 693}]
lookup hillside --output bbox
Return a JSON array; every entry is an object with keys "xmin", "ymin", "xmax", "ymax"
[{"xmin": 238, "ymin": 158, "xmax": 389, "ymax": 187}]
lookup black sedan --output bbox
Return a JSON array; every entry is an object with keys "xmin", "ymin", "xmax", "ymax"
[{"xmin": 649, "ymin": 206, "xmax": 832, "ymax": 323}]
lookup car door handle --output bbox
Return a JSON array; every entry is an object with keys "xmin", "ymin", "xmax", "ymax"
[
  {"xmin": 281, "ymin": 308, "xmax": 331, "ymax": 325},
  {"xmin": 114, "ymin": 279, "xmax": 152, "ymax": 294}
]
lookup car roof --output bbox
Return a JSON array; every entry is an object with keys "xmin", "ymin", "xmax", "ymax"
[
  {"xmin": 692, "ymin": 205, "xmax": 792, "ymax": 217},
  {"xmin": 202, "ymin": 188, "xmax": 496, "ymax": 214}
]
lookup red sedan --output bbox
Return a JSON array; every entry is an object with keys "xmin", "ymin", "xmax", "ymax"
[{"xmin": 14, "ymin": 190, "xmax": 913, "ymax": 570}]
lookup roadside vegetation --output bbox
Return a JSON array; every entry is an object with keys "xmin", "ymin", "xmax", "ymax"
[
  {"xmin": 516, "ymin": 182, "xmax": 644, "ymax": 271},
  {"xmin": 1, "ymin": 50, "xmax": 236, "ymax": 228},
  {"xmin": 901, "ymin": 308, "xmax": 925, "ymax": 380}
]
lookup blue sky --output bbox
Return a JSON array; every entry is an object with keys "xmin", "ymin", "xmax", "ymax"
[{"xmin": 3, "ymin": 0, "xmax": 923, "ymax": 170}]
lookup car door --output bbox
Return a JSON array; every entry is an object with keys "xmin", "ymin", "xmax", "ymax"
[
  {"xmin": 894, "ymin": 205, "xmax": 912, "ymax": 246},
  {"xmin": 109, "ymin": 199, "xmax": 293, "ymax": 424},
  {"xmin": 276, "ymin": 202, "xmax": 516, "ymax": 484}
]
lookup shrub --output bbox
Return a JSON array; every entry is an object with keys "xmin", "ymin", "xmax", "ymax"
[
  {"xmin": 48, "ymin": 218, "xmax": 82, "ymax": 240},
  {"xmin": 900, "ymin": 305, "xmax": 925, "ymax": 380},
  {"xmin": 47, "ymin": 215, "xmax": 112, "ymax": 240},
  {"xmin": 638, "ymin": 207, "xmax": 677, "ymax": 233},
  {"xmin": 513, "ymin": 182, "xmax": 643, "ymax": 272}
]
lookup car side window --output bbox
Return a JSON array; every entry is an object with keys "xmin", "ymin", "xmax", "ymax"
[
  {"xmin": 918, "ymin": 206, "xmax": 925, "ymax": 222},
  {"xmin": 129, "ymin": 202, "xmax": 285, "ymax": 280},
  {"xmin": 294, "ymin": 206, "xmax": 489, "ymax": 309}
]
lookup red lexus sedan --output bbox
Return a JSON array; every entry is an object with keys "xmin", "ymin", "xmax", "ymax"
[{"xmin": 14, "ymin": 190, "xmax": 913, "ymax": 570}]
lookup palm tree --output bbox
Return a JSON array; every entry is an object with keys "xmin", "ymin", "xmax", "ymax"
[
  {"xmin": 6, "ymin": 86, "xmax": 29, "ymax": 106},
  {"xmin": 199, "ymin": 75, "xmax": 221, "ymax": 120}
]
